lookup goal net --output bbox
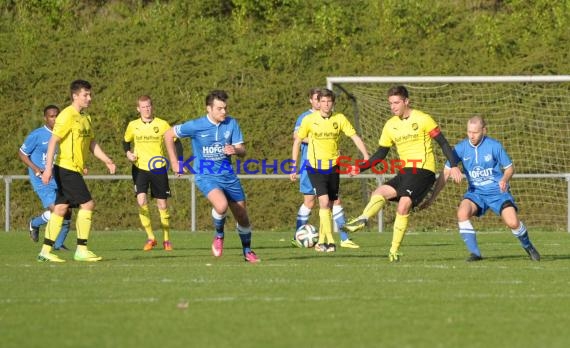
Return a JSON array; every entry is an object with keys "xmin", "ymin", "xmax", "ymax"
[{"xmin": 328, "ymin": 76, "xmax": 570, "ymax": 232}]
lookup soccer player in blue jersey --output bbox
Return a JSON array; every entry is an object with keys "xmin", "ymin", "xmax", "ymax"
[
  {"xmin": 443, "ymin": 116, "xmax": 540, "ymax": 261},
  {"xmin": 291, "ymin": 87, "xmax": 359, "ymax": 249},
  {"xmin": 164, "ymin": 90, "xmax": 260, "ymax": 263},
  {"xmin": 19, "ymin": 105, "xmax": 70, "ymax": 250}
]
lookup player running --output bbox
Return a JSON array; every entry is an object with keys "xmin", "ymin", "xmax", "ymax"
[{"xmin": 164, "ymin": 90, "xmax": 259, "ymax": 263}]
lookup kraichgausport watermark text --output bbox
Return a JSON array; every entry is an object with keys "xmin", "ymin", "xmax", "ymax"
[{"xmin": 148, "ymin": 155, "xmax": 424, "ymax": 175}]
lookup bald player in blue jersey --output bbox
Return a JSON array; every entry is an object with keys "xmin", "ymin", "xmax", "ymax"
[
  {"xmin": 444, "ymin": 116, "xmax": 540, "ymax": 261},
  {"xmin": 18, "ymin": 105, "xmax": 71, "ymax": 250},
  {"xmin": 164, "ymin": 90, "xmax": 259, "ymax": 263}
]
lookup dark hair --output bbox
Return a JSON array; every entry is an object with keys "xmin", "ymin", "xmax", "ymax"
[
  {"xmin": 206, "ymin": 90, "xmax": 229, "ymax": 106},
  {"xmin": 308, "ymin": 87, "xmax": 322, "ymax": 98},
  {"xmin": 387, "ymin": 85, "xmax": 409, "ymax": 99},
  {"xmin": 70, "ymin": 79, "xmax": 92, "ymax": 97},
  {"xmin": 317, "ymin": 88, "xmax": 335, "ymax": 102},
  {"xmin": 43, "ymin": 105, "xmax": 59, "ymax": 115}
]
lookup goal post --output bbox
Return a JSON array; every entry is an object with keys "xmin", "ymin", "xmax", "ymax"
[{"xmin": 327, "ymin": 75, "xmax": 570, "ymax": 232}]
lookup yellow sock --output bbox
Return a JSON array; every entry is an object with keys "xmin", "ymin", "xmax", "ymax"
[
  {"xmin": 40, "ymin": 244, "xmax": 53, "ymax": 255},
  {"xmin": 139, "ymin": 204, "xmax": 154, "ymax": 240},
  {"xmin": 362, "ymin": 195, "xmax": 387, "ymax": 220},
  {"xmin": 45, "ymin": 213, "xmax": 63, "ymax": 242},
  {"xmin": 76, "ymin": 209, "xmax": 93, "ymax": 241},
  {"xmin": 159, "ymin": 208, "xmax": 170, "ymax": 241},
  {"xmin": 319, "ymin": 208, "xmax": 335, "ymax": 244},
  {"xmin": 390, "ymin": 213, "xmax": 409, "ymax": 254}
]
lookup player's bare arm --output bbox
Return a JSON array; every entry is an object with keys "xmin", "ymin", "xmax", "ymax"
[
  {"xmin": 90, "ymin": 140, "xmax": 116, "ymax": 174},
  {"xmin": 290, "ymin": 136, "xmax": 302, "ymax": 181},
  {"xmin": 41, "ymin": 134, "xmax": 61, "ymax": 185},
  {"xmin": 164, "ymin": 128, "xmax": 180, "ymax": 175},
  {"xmin": 350, "ymin": 134, "xmax": 370, "ymax": 161},
  {"xmin": 18, "ymin": 150, "xmax": 43, "ymax": 176},
  {"xmin": 499, "ymin": 165, "xmax": 514, "ymax": 192},
  {"xmin": 224, "ymin": 143, "xmax": 245, "ymax": 157}
]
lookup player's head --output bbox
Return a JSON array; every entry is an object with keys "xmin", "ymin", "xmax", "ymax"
[
  {"xmin": 467, "ymin": 115, "xmax": 487, "ymax": 146},
  {"xmin": 387, "ymin": 85, "xmax": 410, "ymax": 117},
  {"xmin": 308, "ymin": 87, "xmax": 321, "ymax": 111},
  {"xmin": 137, "ymin": 95, "xmax": 153, "ymax": 119},
  {"xmin": 317, "ymin": 88, "xmax": 335, "ymax": 116},
  {"xmin": 70, "ymin": 79, "xmax": 92, "ymax": 110},
  {"xmin": 43, "ymin": 105, "xmax": 59, "ymax": 130},
  {"xmin": 206, "ymin": 90, "xmax": 228, "ymax": 123}
]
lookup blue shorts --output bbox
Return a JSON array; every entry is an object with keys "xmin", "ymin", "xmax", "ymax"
[
  {"xmin": 464, "ymin": 191, "xmax": 518, "ymax": 217},
  {"xmin": 299, "ymin": 170, "xmax": 315, "ymax": 195},
  {"xmin": 33, "ymin": 182, "xmax": 57, "ymax": 209},
  {"xmin": 196, "ymin": 175, "xmax": 246, "ymax": 202}
]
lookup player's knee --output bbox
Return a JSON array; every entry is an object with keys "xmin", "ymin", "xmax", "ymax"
[
  {"xmin": 457, "ymin": 210, "xmax": 470, "ymax": 221},
  {"xmin": 304, "ymin": 199, "xmax": 315, "ymax": 209},
  {"xmin": 81, "ymin": 200, "xmax": 95, "ymax": 211}
]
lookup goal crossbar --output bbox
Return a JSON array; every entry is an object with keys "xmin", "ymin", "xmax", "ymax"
[{"xmin": 327, "ymin": 75, "xmax": 570, "ymax": 89}]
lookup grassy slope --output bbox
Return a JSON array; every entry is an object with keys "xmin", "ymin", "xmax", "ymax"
[{"xmin": 1, "ymin": 1, "xmax": 569, "ymax": 230}]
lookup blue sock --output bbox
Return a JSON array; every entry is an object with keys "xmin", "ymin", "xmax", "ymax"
[
  {"xmin": 459, "ymin": 220, "xmax": 480, "ymax": 256},
  {"xmin": 54, "ymin": 219, "xmax": 70, "ymax": 249},
  {"xmin": 296, "ymin": 204, "xmax": 311, "ymax": 232},
  {"xmin": 332, "ymin": 205, "xmax": 348, "ymax": 241},
  {"xmin": 512, "ymin": 222, "xmax": 531, "ymax": 248},
  {"xmin": 460, "ymin": 233, "xmax": 481, "ymax": 256},
  {"xmin": 237, "ymin": 224, "xmax": 252, "ymax": 254},
  {"xmin": 31, "ymin": 214, "xmax": 47, "ymax": 229},
  {"xmin": 212, "ymin": 209, "xmax": 226, "ymax": 239}
]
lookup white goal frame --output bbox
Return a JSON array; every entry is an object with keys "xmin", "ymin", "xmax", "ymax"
[{"xmin": 326, "ymin": 75, "xmax": 570, "ymax": 232}]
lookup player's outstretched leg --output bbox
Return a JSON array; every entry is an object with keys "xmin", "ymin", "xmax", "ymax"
[
  {"xmin": 334, "ymin": 205, "xmax": 359, "ymax": 248},
  {"xmin": 345, "ymin": 195, "xmax": 387, "ymax": 233}
]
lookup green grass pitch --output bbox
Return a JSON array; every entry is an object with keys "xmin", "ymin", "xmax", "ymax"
[{"xmin": 1, "ymin": 229, "xmax": 570, "ymax": 348}]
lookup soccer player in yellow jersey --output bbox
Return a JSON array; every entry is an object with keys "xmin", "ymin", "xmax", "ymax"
[
  {"xmin": 290, "ymin": 88, "xmax": 369, "ymax": 252},
  {"xmin": 39, "ymin": 80, "xmax": 116, "ymax": 262},
  {"xmin": 123, "ymin": 95, "xmax": 182, "ymax": 251},
  {"xmin": 345, "ymin": 85, "xmax": 462, "ymax": 262}
]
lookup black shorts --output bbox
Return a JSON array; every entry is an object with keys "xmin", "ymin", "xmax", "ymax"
[
  {"xmin": 132, "ymin": 165, "xmax": 171, "ymax": 199},
  {"xmin": 307, "ymin": 165, "xmax": 340, "ymax": 201},
  {"xmin": 385, "ymin": 167, "xmax": 435, "ymax": 207},
  {"xmin": 54, "ymin": 165, "xmax": 92, "ymax": 206}
]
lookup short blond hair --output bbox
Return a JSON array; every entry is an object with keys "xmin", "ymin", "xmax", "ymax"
[{"xmin": 468, "ymin": 115, "xmax": 486, "ymax": 128}]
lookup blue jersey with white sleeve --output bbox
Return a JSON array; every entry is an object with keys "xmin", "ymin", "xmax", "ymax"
[
  {"xmin": 294, "ymin": 109, "xmax": 316, "ymax": 194},
  {"xmin": 447, "ymin": 136, "xmax": 512, "ymax": 196},
  {"xmin": 174, "ymin": 115, "xmax": 243, "ymax": 177},
  {"xmin": 19, "ymin": 126, "xmax": 57, "ymax": 190},
  {"xmin": 294, "ymin": 109, "xmax": 314, "ymax": 163}
]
